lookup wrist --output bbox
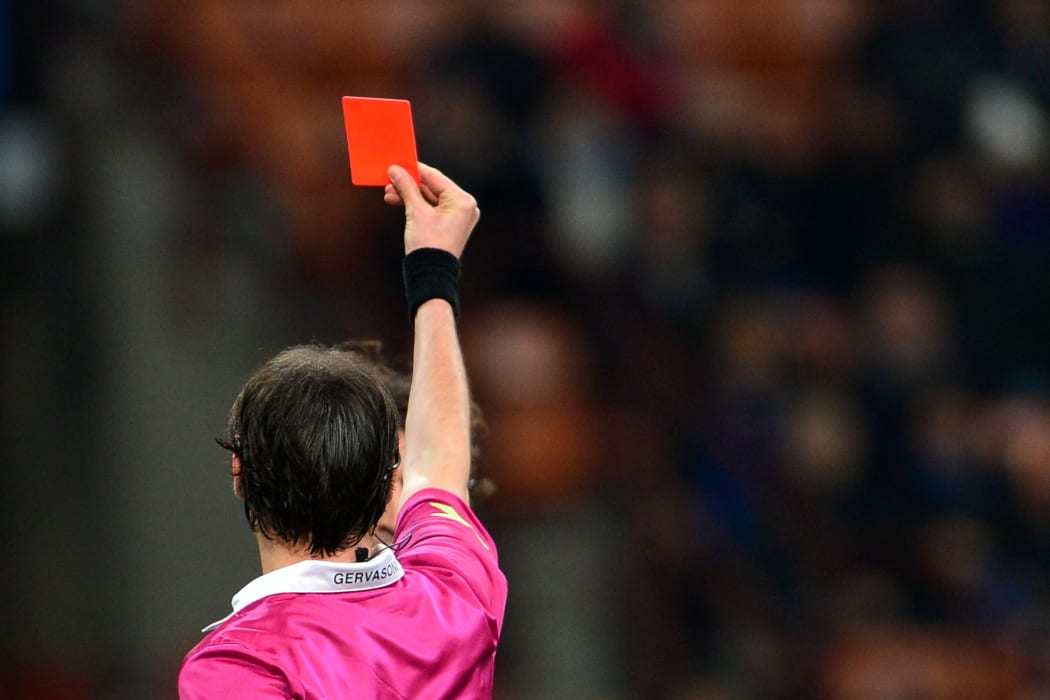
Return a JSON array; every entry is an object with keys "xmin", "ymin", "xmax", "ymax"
[
  {"xmin": 415, "ymin": 298, "xmax": 455, "ymax": 321},
  {"xmin": 402, "ymin": 248, "xmax": 462, "ymax": 327}
]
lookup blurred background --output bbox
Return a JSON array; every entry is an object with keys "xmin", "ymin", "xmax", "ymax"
[{"xmin": 2, "ymin": 0, "xmax": 1050, "ymax": 697}]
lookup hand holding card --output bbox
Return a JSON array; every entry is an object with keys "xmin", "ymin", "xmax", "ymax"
[{"xmin": 342, "ymin": 96, "xmax": 419, "ymax": 186}]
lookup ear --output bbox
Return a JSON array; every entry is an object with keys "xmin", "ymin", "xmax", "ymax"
[
  {"xmin": 384, "ymin": 430, "xmax": 403, "ymax": 505},
  {"xmin": 386, "ymin": 460, "xmax": 403, "ymax": 505},
  {"xmin": 231, "ymin": 455, "xmax": 245, "ymax": 500}
]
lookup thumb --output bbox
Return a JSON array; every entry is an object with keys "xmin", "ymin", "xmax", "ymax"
[{"xmin": 387, "ymin": 165, "xmax": 425, "ymax": 211}]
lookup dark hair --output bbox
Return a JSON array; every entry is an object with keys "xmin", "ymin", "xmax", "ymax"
[
  {"xmin": 337, "ymin": 340, "xmax": 496, "ymax": 503},
  {"xmin": 218, "ymin": 344, "xmax": 400, "ymax": 556}
]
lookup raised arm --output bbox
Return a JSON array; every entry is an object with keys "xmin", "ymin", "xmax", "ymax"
[{"xmin": 385, "ymin": 163, "xmax": 480, "ymax": 505}]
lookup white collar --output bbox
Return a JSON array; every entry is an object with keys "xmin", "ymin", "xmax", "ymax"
[{"xmin": 202, "ymin": 548, "xmax": 404, "ymax": 633}]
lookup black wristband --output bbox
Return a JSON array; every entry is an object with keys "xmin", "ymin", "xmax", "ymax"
[{"xmin": 402, "ymin": 248, "xmax": 462, "ymax": 325}]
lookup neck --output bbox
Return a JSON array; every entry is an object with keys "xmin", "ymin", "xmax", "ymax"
[{"xmin": 256, "ymin": 532, "xmax": 383, "ymax": 575}]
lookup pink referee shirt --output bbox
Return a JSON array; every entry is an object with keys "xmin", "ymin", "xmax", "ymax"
[{"xmin": 179, "ymin": 489, "xmax": 507, "ymax": 699}]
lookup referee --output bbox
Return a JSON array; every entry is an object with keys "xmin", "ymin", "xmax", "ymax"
[{"xmin": 179, "ymin": 164, "xmax": 506, "ymax": 698}]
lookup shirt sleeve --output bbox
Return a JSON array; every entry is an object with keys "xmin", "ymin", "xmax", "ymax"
[
  {"xmin": 394, "ymin": 488, "xmax": 507, "ymax": 627},
  {"xmin": 179, "ymin": 643, "xmax": 300, "ymax": 699}
]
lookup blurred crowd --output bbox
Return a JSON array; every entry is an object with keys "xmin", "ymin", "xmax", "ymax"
[{"xmin": 4, "ymin": 0, "xmax": 1050, "ymax": 698}]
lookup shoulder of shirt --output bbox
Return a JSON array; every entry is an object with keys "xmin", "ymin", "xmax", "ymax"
[
  {"xmin": 396, "ymin": 488, "xmax": 499, "ymax": 558},
  {"xmin": 403, "ymin": 486, "xmax": 466, "ymax": 509},
  {"xmin": 185, "ymin": 636, "xmax": 283, "ymax": 670},
  {"xmin": 181, "ymin": 638, "xmax": 304, "ymax": 697},
  {"xmin": 396, "ymin": 487, "xmax": 470, "ymax": 529}
]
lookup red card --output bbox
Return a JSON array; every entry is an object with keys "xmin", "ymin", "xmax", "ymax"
[{"xmin": 342, "ymin": 96, "xmax": 419, "ymax": 186}]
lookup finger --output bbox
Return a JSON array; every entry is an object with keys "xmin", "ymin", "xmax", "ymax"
[
  {"xmin": 420, "ymin": 181, "xmax": 439, "ymax": 206},
  {"xmin": 418, "ymin": 162, "xmax": 478, "ymax": 215},
  {"xmin": 386, "ymin": 177, "xmax": 434, "ymax": 207},
  {"xmin": 387, "ymin": 165, "xmax": 426, "ymax": 211},
  {"xmin": 417, "ymin": 162, "xmax": 465, "ymax": 200}
]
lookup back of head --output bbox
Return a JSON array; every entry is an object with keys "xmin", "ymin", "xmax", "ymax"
[{"xmin": 220, "ymin": 344, "xmax": 400, "ymax": 556}]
